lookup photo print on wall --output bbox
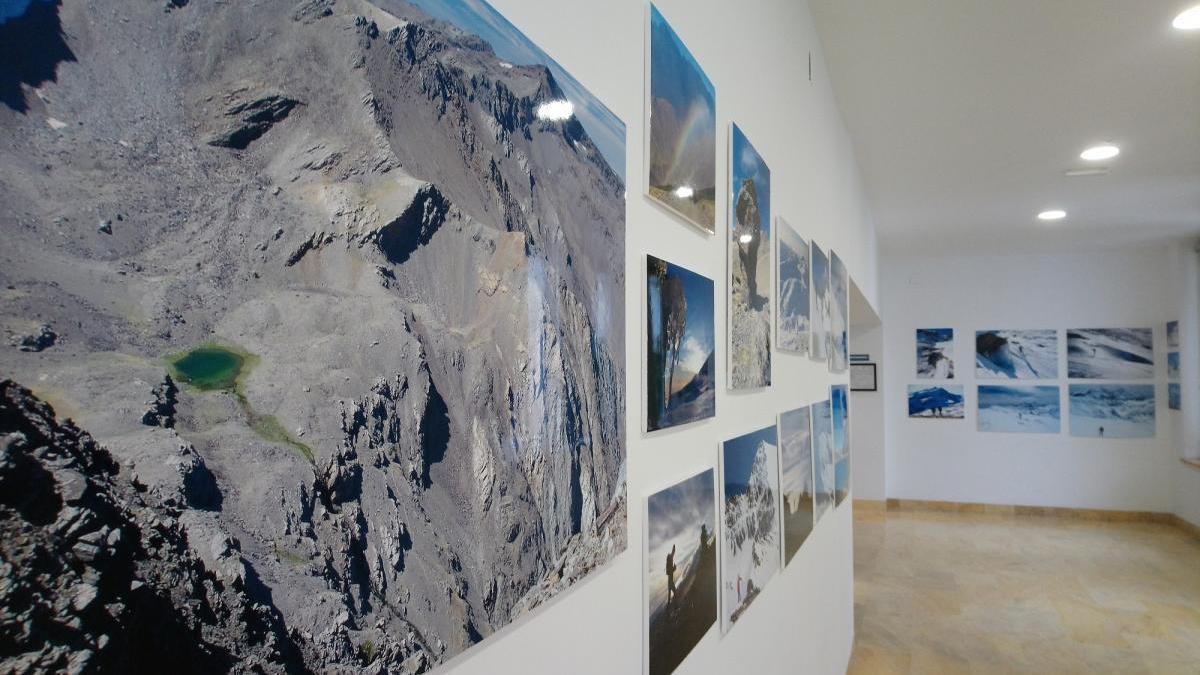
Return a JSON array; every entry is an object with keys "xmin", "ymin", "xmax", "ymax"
[
  {"xmin": 1169, "ymin": 383, "xmax": 1181, "ymax": 411},
  {"xmin": 916, "ymin": 328, "xmax": 954, "ymax": 379},
  {"xmin": 977, "ymin": 385, "xmax": 1061, "ymax": 434},
  {"xmin": 976, "ymin": 329, "xmax": 1059, "ymax": 379},
  {"xmin": 810, "ymin": 242, "xmax": 832, "ymax": 363},
  {"xmin": 776, "ymin": 218, "xmax": 811, "ymax": 355},
  {"xmin": 727, "ymin": 123, "xmax": 772, "ymax": 388},
  {"xmin": 812, "ymin": 399, "xmax": 835, "ymax": 521},
  {"xmin": 831, "ymin": 384, "xmax": 851, "ymax": 506},
  {"xmin": 0, "ymin": 0, "xmax": 629, "ymax": 670},
  {"xmin": 646, "ymin": 255, "xmax": 716, "ymax": 432},
  {"xmin": 1067, "ymin": 329, "xmax": 1154, "ymax": 380},
  {"xmin": 647, "ymin": 3, "xmax": 717, "ymax": 233},
  {"xmin": 778, "ymin": 405, "xmax": 814, "ymax": 563},
  {"xmin": 720, "ymin": 425, "xmax": 782, "ymax": 633},
  {"xmin": 646, "ymin": 468, "xmax": 718, "ymax": 675},
  {"xmin": 908, "ymin": 385, "xmax": 966, "ymax": 419},
  {"xmin": 1069, "ymin": 384, "xmax": 1156, "ymax": 438},
  {"xmin": 830, "ymin": 252, "xmax": 850, "ymax": 373},
  {"xmin": 1168, "ymin": 352, "xmax": 1180, "ymax": 380},
  {"xmin": 1167, "ymin": 320, "xmax": 1179, "ymax": 348}
]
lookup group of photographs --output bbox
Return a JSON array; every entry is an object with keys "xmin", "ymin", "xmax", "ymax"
[
  {"xmin": 644, "ymin": 385, "xmax": 850, "ymax": 675},
  {"xmin": 907, "ymin": 322, "xmax": 1182, "ymax": 438},
  {"xmin": 642, "ymin": 5, "xmax": 854, "ymax": 675}
]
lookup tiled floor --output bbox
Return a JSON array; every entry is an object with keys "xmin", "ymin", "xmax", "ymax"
[{"xmin": 848, "ymin": 508, "xmax": 1200, "ymax": 674}]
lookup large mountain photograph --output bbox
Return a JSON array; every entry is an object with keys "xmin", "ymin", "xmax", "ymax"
[{"xmin": 0, "ymin": 0, "xmax": 626, "ymax": 672}]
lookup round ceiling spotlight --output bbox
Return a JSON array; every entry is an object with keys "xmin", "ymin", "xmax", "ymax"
[
  {"xmin": 1173, "ymin": 5, "xmax": 1200, "ymax": 30},
  {"xmin": 1037, "ymin": 209, "xmax": 1067, "ymax": 222},
  {"xmin": 1080, "ymin": 144, "xmax": 1119, "ymax": 161}
]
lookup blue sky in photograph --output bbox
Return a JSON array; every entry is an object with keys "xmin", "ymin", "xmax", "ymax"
[
  {"xmin": 918, "ymin": 328, "xmax": 953, "ymax": 345},
  {"xmin": 0, "ymin": 0, "xmax": 46, "ymax": 23},
  {"xmin": 723, "ymin": 425, "xmax": 776, "ymax": 499},
  {"xmin": 730, "ymin": 123, "xmax": 771, "ymax": 239},
  {"xmin": 978, "ymin": 385, "xmax": 1059, "ymax": 410},
  {"xmin": 407, "ymin": 0, "xmax": 625, "ymax": 181},
  {"xmin": 648, "ymin": 258, "xmax": 715, "ymax": 374},
  {"xmin": 671, "ymin": 261, "xmax": 715, "ymax": 372},
  {"xmin": 649, "ymin": 3, "xmax": 715, "ymax": 184},
  {"xmin": 648, "ymin": 469, "xmax": 715, "ymax": 552},
  {"xmin": 811, "ymin": 241, "xmax": 829, "ymax": 287}
]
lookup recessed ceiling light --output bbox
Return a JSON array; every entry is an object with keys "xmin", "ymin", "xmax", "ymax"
[
  {"xmin": 1173, "ymin": 5, "xmax": 1200, "ymax": 30},
  {"xmin": 1080, "ymin": 144, "xmax": 1119, "ymax": 161},
  {"xmin": 1037, "ymin": 209, "xmax": 1067, "ymax": 222}
]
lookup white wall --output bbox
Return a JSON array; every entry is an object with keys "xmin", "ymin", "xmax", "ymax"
[
  {"xmin": 444, "ymin": 1, "xmax": 878, "ymax": 674},
  {"xmin": 880, "ymin": 246, "xmax": 1178, "ymax": 512},
  {"xmin": 850, "ymin": 324, "xmax": 885, "ymax": 501},
  {"xmin": 1167, "ymin": 243, "xmax": 1200, "ymax": 528}
]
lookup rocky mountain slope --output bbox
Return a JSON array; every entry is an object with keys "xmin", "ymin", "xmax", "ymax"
[{"xmin": 0, "ymin": 0, "xmax": 625, "ymax": 671}]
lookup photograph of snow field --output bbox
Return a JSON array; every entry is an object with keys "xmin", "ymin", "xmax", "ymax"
[
  {"xmin": 812, "ymin": 399, "xmax": 835, "ymax": 521},
  {"xmin": 976, "ymin": 329, "xmax": 1058, "ymax": 379},
  {"xmin": 1069, "ymin": 384, "xmax": 1156, "ymax": 438},
  {"xmin": 917, "ymin": 328, "xmax": 955, "ymax": 378},
  {"xmin": 776, "ymin": 218, "xmax": 811, "ymax": 355},
  {"xmin": 977, "ymin": 385, "xmax": 1061, "ymax": 434},
  {"xmin": 1067, "ymin": 328, "xmax": 1154, "ymax": 380},
  {"xmin": 810, "ymin": 243, "xmax": 832, "ymax": 363},
  {"xmin": 778, "ymin": 405, "xmax": 814, "ymax": 564},
  {"xmin": 830, "ymin": 253, "xmax": 850, "ymax": 373},
  {"xmin": 831, "ymin": 384, "xmax": 850, "ymax": 506},
  {"xmin": 720, "ymin": 425, "xmax": 782, "ymax": 632},
  {"xmin": 907, "ymin": 385, "xmax": 966, "ymax": 419}
]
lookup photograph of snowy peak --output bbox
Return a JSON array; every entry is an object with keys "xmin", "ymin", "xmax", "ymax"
[
  {"xmin": 0, "ymin": 0, "xmax": 626, "ymax": 672},
  {"xmin": 720, "ymin": 424, "xmax": 781, "ymax": 633}
]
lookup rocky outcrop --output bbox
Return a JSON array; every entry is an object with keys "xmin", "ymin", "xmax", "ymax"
[
  {"xmin": 0, "ymin": 380, "xmax": 303, "ymax": 674},
  {"xmin": 12, "ymin": 324, "xmax": 57, "ymax": 352},
  {"xmin": 140, "ymin": 374, "xmax": 178, "ymax": 428},
  {"xmin": 205, "ymin": 84, "xmax": 302, "ymax": 150}
]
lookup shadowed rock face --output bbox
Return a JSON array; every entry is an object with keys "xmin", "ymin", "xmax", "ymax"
[
  {"xmin": 0, "ymin": 1, "xmax": 75, "ymax": 112},
  {"xmin": 0, "ymin": 380, "xmax": 305, "ymax": 674},
  {"xmin": 0, "ymin": 0, "xmax": 625, "ymax": 671}
]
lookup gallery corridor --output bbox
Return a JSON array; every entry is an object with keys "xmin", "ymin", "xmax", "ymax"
[{"xmin": 848, "ymin": 507, "xmax": 1200, "ymax": 674}]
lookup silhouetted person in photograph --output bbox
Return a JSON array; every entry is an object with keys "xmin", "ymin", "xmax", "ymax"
[{"xmin": 665, "ymin": 545, "xmax": 677, "ymax": 607}]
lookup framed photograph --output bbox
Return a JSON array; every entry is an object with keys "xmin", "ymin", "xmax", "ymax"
[{"xmin": 850, "ymin": 362, "xmax": 877, "ymax": 391}]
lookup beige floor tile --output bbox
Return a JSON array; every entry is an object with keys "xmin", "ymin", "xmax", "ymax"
[{"xmin": 850, "ymin": 511, "xmax": 1200, "ymax": 673}]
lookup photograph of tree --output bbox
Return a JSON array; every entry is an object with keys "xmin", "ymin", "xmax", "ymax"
[
  {"xmin": 728, "ymin": 123, "xmax": 772, "ymax": 389},
  {"xmin": 720, "ymin": 424, "xmax": 782, "ymax": 633},
  {"xmin": 0, "ymin": 0, "xmax": 626, "ymax": 670},
  {"xmin": 647, "ymin": 255, "xmax": 717, "ymax": 431},
  {"xmin": 647, "ymin": 3, "xmax": 717, "ymax": 232},
  {"xmin": 646, "ymin": 468, "xmax": 718, "ymax": 675}
]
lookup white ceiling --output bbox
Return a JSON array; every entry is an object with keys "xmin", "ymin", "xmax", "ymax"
[{"xmin": 809, "ymin": 0, "xmax": 1200, "ymax": 255}]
